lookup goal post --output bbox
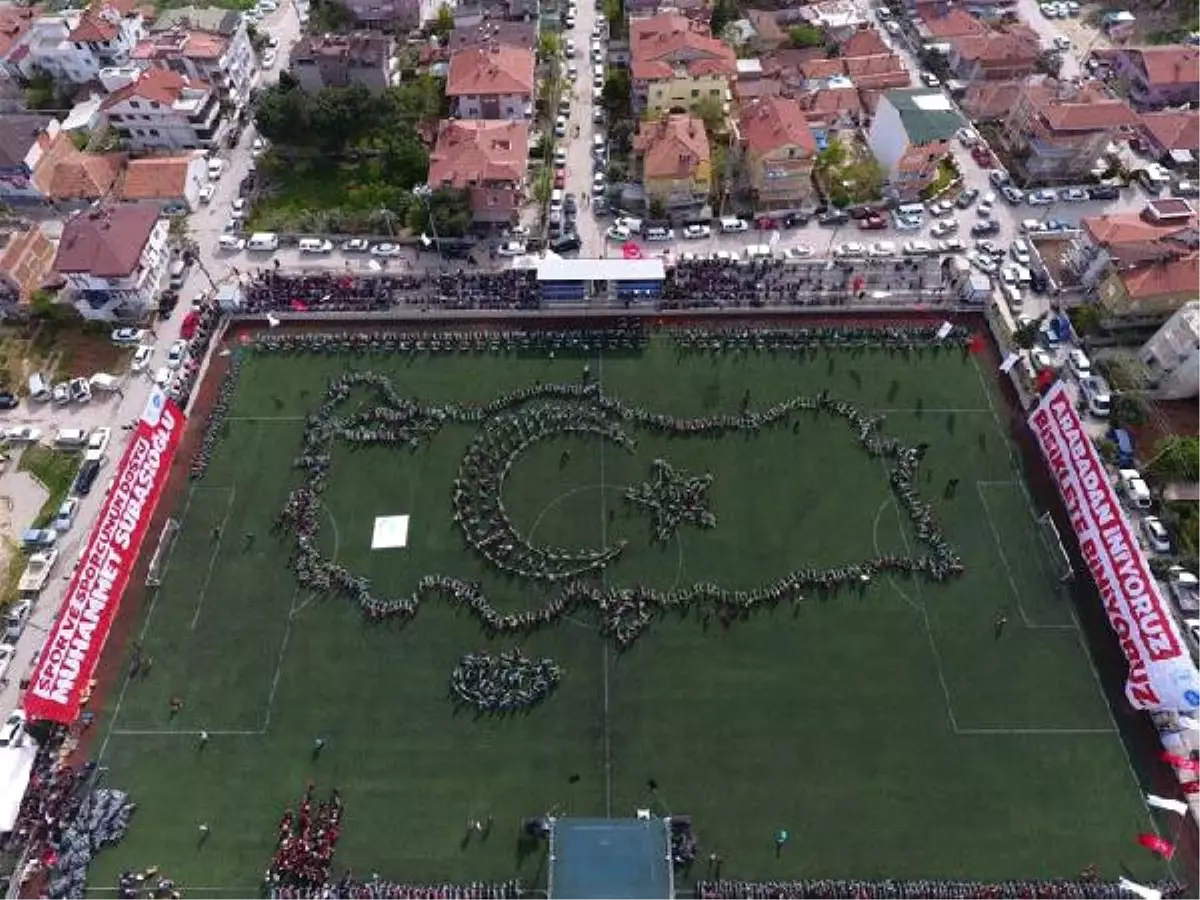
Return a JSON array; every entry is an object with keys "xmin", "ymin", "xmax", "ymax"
[
  {"xmin": 145, "ymin": 518, "xmax": 180, "ymax": 587},
  {"xmin": 1036, "ymin": 512, "xmax": 1074, "ymax": 583}
]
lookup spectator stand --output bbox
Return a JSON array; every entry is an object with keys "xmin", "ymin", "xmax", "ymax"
[{"xmin": 531, "ymin": 258, "xmax": 666, "ymax": 307}]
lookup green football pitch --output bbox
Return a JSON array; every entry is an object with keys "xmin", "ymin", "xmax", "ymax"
[{"xmin": 86, "ymin": 330, "xmax": 1171, "ymax": 895}]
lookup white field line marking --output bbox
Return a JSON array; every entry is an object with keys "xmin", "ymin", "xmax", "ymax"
[
  {"xmin": 598, "ymin": 351, "xmax": 612, "ymax": 820},
  {"xmin": 189, "ymin": 486, "xmax": 237, "ymax": 630}
]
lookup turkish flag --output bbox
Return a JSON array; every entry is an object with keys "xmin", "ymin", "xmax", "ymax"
[
  {"xmin": 291, "ymin": 299, "xmax": 310, "ymax": 312},
  {"xmin": 1136, "ymin": 833, "xmax": 1176, "ymax": 859},
  {"xmin": 967, "ymin": 333, "xmax": 986, "ymax": 354},
  {"xmin": 852, "ymin": 276, "xmax": 865, "ymax": 292},
  {"xmin": 1161, "ymin": 751, "xmax": 1200, "ymax": 773},
  {"xmin": 1036, "ymin": 369, "xmax": 1056, "ymax": 392},
  {"xmin": 622, "ymin": 242, "xmax": 643, "ymax": 260},
  {"xmin": 1182, "ymin": 781, "xmax": 1199, "ymax": 795}
]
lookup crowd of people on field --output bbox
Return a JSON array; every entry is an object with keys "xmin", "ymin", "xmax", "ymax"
[
  {"xmin": 449, "ymin": 651, "xmax": 562, "ymax": 714},
  {"xmin": 171, "ymin": 299, "xmax": 223, "ymax": 410},
  {"xmin": 695, "ymin": 879, "xmax": 1188, "ymax": 899},
  {"xmin": 239, "ymin": 270, "xmax": 540, "ymax": 314},
  {"xmin": 670, "ymin": 324, "xmax": 971, "ymax": 355},
  {"xmin": 264, "ymin": 784, "xmax": 344, "ymax": 894},
  {"xmin": 624, "ymin": 458, "xmax": 716, "ymax": 544},
  {"xmin": 268, "ymin": 877, "xmax": 524, "ymax": 898}
]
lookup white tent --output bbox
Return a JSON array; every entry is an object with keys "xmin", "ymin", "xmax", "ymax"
[{"xmin": 0, "ymin": 741, "xmax": 38, "ymax": 833}]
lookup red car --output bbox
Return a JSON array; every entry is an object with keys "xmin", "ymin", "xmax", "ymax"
[
  {"xmin": 554, "ymin": 170, "xmax": 566, "ymax": 189},
  {"xmin": 858, "ymin": 216, "xmax": 888, "ymax": 231},
  {"xmin": 755, "ymin": 216, "xmax": 778, "ymax": 230},
  {"xmin": 971, "ymin": 145, "xmax": 995, "ymax": 168}
]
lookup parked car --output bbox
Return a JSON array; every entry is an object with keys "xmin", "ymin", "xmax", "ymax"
[
  {"xmin": 497, "ymin": 241, "xmax": 527, "ymax": 257},
  {"xmin": 0, "ymin": 710, "xmax": 25, "ymax": 748},
  {"xmin": 955, "ymin": 187, "xmax": 980, "ymax": 209},
  {"xmin": 1088, "ymin": 184, "xmax": 1121, "ymax": 200},
  {"xmin": 1142, "ymin": 516, "xmax": 1171, "ymax": 554},
  {"xmin": 69, "ymin": 377, "xmax": 91, "ymax": 404},
  {"xmin": 858, "ymin": 216, "xmax": 888, "ymax": 231},
  {"xmin": 1027, "ymin": 189, "xmax": 1057, "ymax": 206},
  {"xmin": 370, "ymin": 243, "xmax": 403, "ymax": 257},
  {"xmin": 218, "ymin": 235, "xmax": 245, "ymax": 251},
  {"xmin": 53, "ymin": 497, "xmax": 79, "ymax": 532},
  {"xmin": 166, "ymin": 340, "xmax": 189, "ymax": 369},
  {"xmin": 72, "ymin": 459, "xmax": 102, "ymax": 497},
  {"xmin": 931, "ymin": 218, "xmax": 959, "ymax": 237},
  {"xmin": 110, "ymin": 328, "xmax": 146, "ymax": 345},
  {"xmin": 818, "ymin": 210, "xmax": 850, "ymax": 226},
  {"xmin": 4, "ymin": 426, "xmax": 39, "ymax": 444},
  {"xmin": 682, "ymin": 224, "xmax": 711, "ymax": 239}
]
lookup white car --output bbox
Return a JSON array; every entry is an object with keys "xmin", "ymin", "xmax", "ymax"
[
  {"xmin": 903, "ymin": 240, "xmax": 934, "ymax": 256},
  {"xmin": 976, "ymin": 198, "xmax": 994, "ymax": 217},
  {"xmin": 644, "ymin": 227, "xmax": 674, "ymax": 242},
  {"xmin": 564, "ymin": 38, "xmax": 576, "ymax": 56},
  {"xmin": 682, "ymin": 224, "xmax": 711, "ymax": 239},
  {"xmin": 1066, "ymin": 348, "xmax": 1091, "ymax": 377},
  {"xmin": 1142, "ymin": 516, "xmax": 1171, "ymax": 554},
  {"xmin": 111, "ymin": 327, "xmax": 146, "ymax": 345},
  {"xmin": 955, "ymin": 127, "xmax": 977, "ymax": 146},
  {"xmin": 929, "ymin": 200, "xmax": 954, "ymax": 217},
  {"xmin": 342, "ymin": 238, "xmax": 371, "ymax": 253},
  {"xmin": 884, "ymin": 19, "xmax": 900, "ymax": 33},
  {"xmin": 506, "ymin": 225, "xmax": 531, "ymax": 239},
  {"xmin": 198, "ymin": 184, "xmax": 215, "ymax": 204},
  {"xmin": 152, "ymin": 367, "xmax": 171, "ymax": 388},
  {"xmin": 592, "ymin": 172, "xmax": 606, "ymax": 193},
  {"xmin": 836, "ymin": 242, "xmax": 866, "ymax": 257},
  {"xmin": 54, "ymin": 497, "xmax": 80, "ymax": 532},
  {"xmin": 893, "ymin": 216, "xmax": 922, "ymax": 231},
  {"xmin": 930, "ymin": 218, "xmax": 959, "ymax": 237},
  {"xmin": 1060, "ymin": 187, "xmax": 1088, "ymax": 202},
  {"xmin": 869, "ymin": 241, "xmax": 897, "ymax": 257},
  {"xmin": 166, "ymin": 339, "xmax": 189, "ymax": 369},
  {"xmin": 299, "ymin": 239, "xmax": 334, "ymax": 254},
  {"xmin": 1000, "ymin": 264, "xmax": 1020, "ymax": 286},
  {"xmin": 1052, "ymin": 36, "xmax": 1071, "ymax": 51},
  {"xmin": 0, "ymin": 710, "xmax": 24, "ymax": 748},
  {"xmin": 497, "ymin": 241, "xmax": 527, "ymax": 257},
  {"xmin": 606, "ymin": 224, "xmax": 631, "ymax": 242},
  {"xmin": 969, "ymin": 250, "xmax": 998, "ymax": 273},
  {"xmin": 131, "ymin": 344, "xmax": 153, "ymax": 372},
  {"xmin": 783, "ymin": 243, "xmax": 815, "ymax": 258},
  {"xmin": 920, "ymin": 72, "xmax": 941, "ymax": 87},
  {"xmin": 206, "ymin": 158, "xmax": 225, "ymax": 180},
  {"xmin": 4, "ymin": 426, "xmax": 40, "ymax": 444},
  {"xmin": 938, "ymin": 237, "xmax": 966, "ymax": 253},
  {"xmin": 1029, "ymin": 347, "xmax": 1054, "ymax": 372},
  {"xmin": 719, "ymin": 217, "xmax": 749, "ymax": 233},
  {"xmin": 262, "ymin": 49, "xmax": 277, "ymax": 67},
  {"xmin": 553, "ymin": 147, "xmax": 567, "ymax": 166},
  {"xmin": 87, "ymin": 427, "xmax": 111, "ymax": 455},
  {"xmin": 52, "ymin": 382, "xmax": 69, "ymax": 405},
  {"xmin": 554, "ymin": 115, "xmax": 567, "ymax": 137},
  {"xmin": 1010, "ymin": 239, "xmax": 1031, "ymax": 265},
  {"xmin": 1027, "ymin": 189, "xmax": 1057, "ymax": 206},
  {"xmin": 0, "ymin": 647, "xmax": 14, "ymax": 686},
  {"xmin": 370, "ymin": 243, "xmax": 403, "ymax": 257},
  {"xmin": 218, "ymin": 235, "xmax": 246, "ymax": 251}
]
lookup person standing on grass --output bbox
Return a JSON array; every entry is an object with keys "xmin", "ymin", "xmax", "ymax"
[
  {"xmin": 312, "ymin": 737, "xmax": 325, "ymax": 760},
  {"xmin": 141, "ymin": 656, "xmax": 153, "ymax": 678},
  {"xmin": 198, "ymin": 822, "xmax": 210, "ymax": 844},
  {"xmin": 198, "ymin": 730, "xmax": 209, "ymax": 751},
  {"xmin": 169, "ymin": 696, "xmax": 184, "ymax": 717},
  {"xmin": 774, "ymin": 829, "xmax": 788, "ymax": 857},
  {"xmin": 993, "ymin": 614, "xmax": 1008, "ymax": 639}
]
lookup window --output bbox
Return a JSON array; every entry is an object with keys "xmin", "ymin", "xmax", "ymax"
[
  {"xmin": 149, "ymin": 128, "xmax": 159, "ymax": 136},
  {"xmin": 129, "ymin": 100, "xmax": 141, "ymax": 108},
  {"xmin": 691, "ymin": 89, "xmax": 699, "ymax": 98},
  {"xmin": 74, "ymin": 41, "xmax": 84, "ymax": 49},
  {"xmin": 109, "ymin": 113, "xmax": 123, "ymax": 123}
]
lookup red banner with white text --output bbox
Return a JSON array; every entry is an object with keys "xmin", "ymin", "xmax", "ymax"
[
  {"xmin": 1028, "ymin": 381, "xmax": 1199, "ymax": 712},
  {"xmin": 24, "ymin": 389, "xmax": 186, "ymax": 723}
]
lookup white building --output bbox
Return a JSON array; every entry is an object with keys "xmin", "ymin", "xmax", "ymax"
[
  {"xmin": 52, "ymin": 205, "xmax": 169, "ymax": 321},
  {"xmin": 100, "ymin": 67, "xmax": 224, "ymax": 151},
  {"xmin": 1139, "ymin": 301, "xmax": 1200, "ymax": 400},
  {"xmin": 132, "ymin": 15, "xmax": 257, "ymax": 110},
  {"xmin": 10, "ymin": 0, "xmax": 144, "ymax": 84}
]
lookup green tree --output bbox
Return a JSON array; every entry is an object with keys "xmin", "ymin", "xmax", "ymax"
[
  {"xmin": 409, "ymin": 187, "xmax": 471, "ymax": 237},
  {"xmin": 1145, "ymin": 436, "xmax": 1200, "ymax": 484},
  {"xmin": 604, "ymin": 0, "xmax": 625, "ymax": 38},
  {"xmin": 254, "ymin": 83, "xmax": 314, "ymax": 147},
  {"xmin": 689, "ymin": 95, "xmax": 726, "ymax": 134},
  {"xmin": 1036, "ymin": 49, "xmax": 1064, "ymax": 77},
  {"xmin": 378, "ymin": 130, "xmax": 430, "ymax": 187},
  {"xmin": 648, "ymin": 197, "xmax": 666, "ymax": 220},
  {"xmin": 311, "ymin": 83, "xmax": 379, "ymax": 151},
  {"xmin": 430, "ymin": 3, "xmax": 454, "ymax": 38},
  {"xmin": 788, "ymin": 24, "xmax": 824, "ymax": 47},
  {"xmin": 25, "ymin": 72, "xmax": 57, "ymax": 111},
  {"xmin": 602, "ymin": 69, "xmax": 632, "ymax": 119},
  {"xmin": 538, "ymin": 31, "xmax": 561, "ymax": 60},
  {"xmin": 30, "ymin": 289, "xmax": 68, "ymax": 323},
  {"xmin": 1011, "ymin": 313, "xmax": 1045, "ymax": 349},
  {"xmin": 1068, "ymin": 303, "xmax": 1103, "ymax": 337},
  {"xmin": 387, "ymin": 74, "xmax": 446, "ymax": 125},
  {"xmin": 709, "ymin": 0, "xmax": 738, "ymax": 42},
  {"xmin": 1111, "ymin": 394, "xmax": 1149, "ymax": 427},
  {"xmin": 309, "ymin": 0, "xmax": 353, "ymax": 32},
  {"xmin": 533, "ymin": 168, "xmax": 553, "ymax": 204}
]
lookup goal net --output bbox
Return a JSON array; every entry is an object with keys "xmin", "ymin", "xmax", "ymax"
[
  {"xmin": 1036, "ymin": 512, "xmax": 1074, "ymax": 583},
  {"xmin": 145, "ymin": 518, "xmax": 180, "ymax": 587}
]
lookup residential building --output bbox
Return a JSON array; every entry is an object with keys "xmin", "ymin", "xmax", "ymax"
[
  {"xmin": 633, "ymin": 112, "xmax": 711, "ymax": 212},
  {"xmin": 745, "ymin": 10, "xmax": 787, "ymax": 53},
  {"xmin": 629, "ymin": 12, "xmax": 737, "ymax": 116},
  {"xmin": 798, "ymin": 83, "xmax": 862, "ymax": 128},
  {"xmin": 452, "ymin": 0, "xmax": 538, "ymax": 28},
  {"xmin": 290, "ymin": 31, "xmax": 396, "ymax": 94},
  {"xmin": 1066, "ymin": 208, "xmax": 1198, "ymax": 290},
  {"xmin": 100, "ymin": 68, "xmax": 225, "ymax": 151},
  {"xmin": 998, "ymin": 77, "xmax": 1136, "ymax": 184},
  {"xmin": 9, "ymin": 0, "xmax": 145, "ymax": 84},
  {"xmin": 117, "ymin": 152, "xmax": 207, "ymax": 213},
  {"xmin": 0, "ymin": 225, "xmax": 57, "ymax": 313},
  {"xmin": 428, "ymin": 119, "xmax": 528, "ymax": 225},
  {"xmin": 449, "ymin": 21, "xmax": 537, "ymax": 53},
  {"xmin": 914, "ymin": 7, "xmax": 988, "ymax": 42},
  {"xmin": 867, "ymin": 88, "xmax": 964, "ymax": 201},
  {"xmin": 53, "ymin": 205, "xmax": 168, "ymax": 320},
  {"xmin": 960, "ymin": 79, "xmax": 1022, "ymax": 122},
  {"xmin": 0, "ymin": 115, "xmax": 56, "ymax": 202},
  {"xmin": 1135, "ymin": 110, "xmax": 1200, "ymax": 164},
  {"xmin": 446, "ymin": 44, "xmax": 535, "ymax": 120},
  {"xmin": 0, "ymin": 6, "xmax": 38, "ymax": 80},
  {"xmin": 1102, "ymin": 46, "xmax": 1200, "ymax": 111},
  {"xmin": 842, "ymin": 51, "xmax": 910, "ymax": 99},
  {"xmin": 131, "ymin": 20, "xmax": 257, "ymax": 109},
  {"xmin": 337, "ymin": 0, "xmax": 419, "ymax": 32},
  {"xmin": 1095, "ymin": 252, "xmax": 1200, "ymax": 330},
  {"xmin": 1139, "ymin": 302, "xmax": 1200, "ymax": 400},
  {"xmin": 797, "ymin": 0, "xmax": 868, "ymax": 41},
  {"xmin": 30, "ymin": 131, "xmax": 125, "ymax": 206},
  {"xmin": 947, "ymin": 26, "xmax": 1040, "ymax": 82},
  {"xmin": 735, "ymin": 96, "xmax": 818, "ymax": 210}
]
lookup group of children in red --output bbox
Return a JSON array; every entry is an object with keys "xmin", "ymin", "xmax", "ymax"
[{"xmin": 265, "ymin": 783, "xmax": 343, "ymax": 893}]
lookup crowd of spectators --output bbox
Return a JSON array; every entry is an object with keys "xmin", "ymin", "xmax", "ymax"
[
  {"xmin": 5, "ymin": 729, "xmax": 89, "ymax": 861},
  {"xmin": 240, "ymin": 270, "xmax": 539, "ymax": 314},
  {"xmin": 660, "ymin": 258, "xmax": 948, "ymax": 310},
  {"xmin": 695, "ymin": 880, "xmax": 1187, "ymax": 899},
  {"xmin": 269, "ymin": 877, "xmax": 523, "ymax": 898}
]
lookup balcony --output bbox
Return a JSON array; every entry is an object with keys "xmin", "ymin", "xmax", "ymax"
[{"xmin": 181, "ymin": 91, "xmax": 219, "ymax": 125}]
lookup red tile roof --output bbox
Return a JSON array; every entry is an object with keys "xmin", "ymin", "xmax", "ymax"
[
  {"xmin": 118, "ymin": 154, "xmax": 195, "ymax": 200},
  {"xmin": 131, "ymin": 28, "xmax": 228, "ymax": 61},
  {"xmin": 630, "ymin": 12, "xmax": 736, "ymax": 82},
  {"xmin": 54, "ymin": 205, "xmax": 161, "ymax": 278},
  {"xmin": 0, "ymin": 226, "xmax": 57, "ymax": 305},
  {"xmin": 1083, "ymin": 211, "xmax": 1197, "ymax": 248},
  {"xmin": 100, "ymin": 68, "xmax": 198, "ymax": 109},
  {"xmin": 738, "ymin": 96, "xmax": 817, "ymax": 157},
  {"xmin": 31, "ymin": 134, "xmax": 125, "ymax": 201},
  {"xmin": 428, "ymin": 120, "xmax": 528, "ymax": 188},
  {"xmin": 1138, "ymin": 109, "xmax": 1200, "ymax": 154},
  {"xmin": 1127, "ymin": 46, "xmax": 1200, "ymax": 89},
  {"xmin": 798, "ymin": 58, "xmax": 844, "ymax": 80},
  {"xmin": 1120, "ymin": 253, "xmax": 1200, "ymax": 300},
  {"xmin": 1024, "ymin": 78, "xmax": 1138, "ymax": 132},
  {"xmin": 838, "ymin": 27, "xmax": 889, "ymax": 59},
  {"xmin": 843, "ymin": 53, "xmax": 910, "ymax": 89},
  {"xmin": 962, "ymin": 79, "xmax": 1022, "ymax": 120},
  {"xmin": 69, "ymin": 10, "xmax": 118, "ymax": 42},
  {"xmin": 950, "ymin": 26, "xmax": 1039, "ymax": 65},
  {"xmin": 0, "ymin": 6, "xmax": 36, "ymax": 61},
  {"xmin": 918, "ymin": 7, "xmax": 987, "ymax": 39},
  {"xmin": 634, "ymin": 113, "xmax": 711, "ymax": 180},
  {"xmin": 446, "ymin": 45, "xmax": 535, "ymax": 97},
  {"xmin": 798, "ymin": 85, "xmax": 862, "ymax": 123}
]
